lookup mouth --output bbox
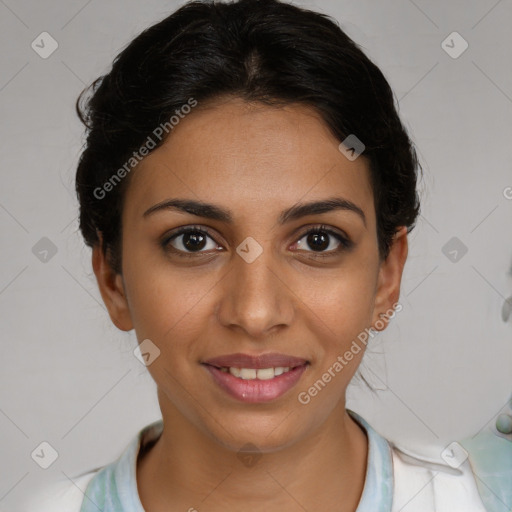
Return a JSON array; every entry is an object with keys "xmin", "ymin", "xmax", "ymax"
[{"xmin": 202, "ymin": 352, "xmax": 310, "ymax": 403}]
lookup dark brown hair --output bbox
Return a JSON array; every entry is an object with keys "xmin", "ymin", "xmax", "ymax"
[{"xmin": 76, "ymin": 0, "xmax": 421, "ymax": 273}]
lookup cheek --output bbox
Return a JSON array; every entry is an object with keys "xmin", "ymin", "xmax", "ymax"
[
  {"xmin": 292, "ymin": 268, "xmax": 376, "ymax": 408},
  {"xmin": 293, "ymin": 262, "xmax": 378, "ymax": 351},
  {"xmin": 126, "ymin": 274, "xmax": 211, "ymax": 344},
  {"xmin": 121, "ymin": 248, "xmax": 231, "ymax": 369}
]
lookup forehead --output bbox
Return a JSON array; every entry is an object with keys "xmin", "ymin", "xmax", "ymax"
[{"xmin": 124, "ymin": 98, "xmax": 374, "ymax": 226}]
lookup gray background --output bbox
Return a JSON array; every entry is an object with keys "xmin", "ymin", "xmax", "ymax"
[{"xmin": 0, "ymin": 0, "xmax": 511, "ymax": 509}]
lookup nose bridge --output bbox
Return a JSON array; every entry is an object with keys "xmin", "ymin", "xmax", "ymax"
[{"xmin": 217, "ymin": 239, "xmax": 294, "ymax": 337}]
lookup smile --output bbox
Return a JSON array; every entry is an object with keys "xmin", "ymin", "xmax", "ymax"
[{"xmin": 202, "ymin": 352, "xmax": 309, "ymax": 403}]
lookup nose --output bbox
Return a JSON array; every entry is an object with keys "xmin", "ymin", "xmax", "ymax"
[{"xmin": 215, "ymin": 245, "xmax": 295, "ymax": 340}]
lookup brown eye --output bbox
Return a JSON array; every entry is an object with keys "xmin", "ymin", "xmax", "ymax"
[
  {"xmin": 161, "ymin": 227, "xmax": 220, "ymax": 255},
  {"xmin": 294, "ymin": 225, "xmax": 353, "ymax": 254}
]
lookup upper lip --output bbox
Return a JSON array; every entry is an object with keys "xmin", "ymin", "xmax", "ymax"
[{"xmin": 203, "ymin": 352, "xmax": 309, "ymax": 369}]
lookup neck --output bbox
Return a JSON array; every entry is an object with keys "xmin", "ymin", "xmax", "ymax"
[{"xmin": 137, "ymin": 391, "xmax": 368, "ymax": 512}]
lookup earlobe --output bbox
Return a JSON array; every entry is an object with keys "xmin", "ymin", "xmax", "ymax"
[
  {"xmin": 371, "ymin": 226, "xmax": 408, "ymax": 331},
  {"xmin": 92, "ymin": 243, "xmax": 134, "ymax": 332}
]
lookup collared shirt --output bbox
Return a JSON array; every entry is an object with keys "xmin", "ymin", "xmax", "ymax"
[{"xmin": 26, "ymin": 410, "xmax": 508, "ymax": 512}]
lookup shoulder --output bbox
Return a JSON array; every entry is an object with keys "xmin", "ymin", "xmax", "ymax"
[
  {"xmin": 22, "ymin": 469, "xmax": 101, "ymax": 512},
  {"xmin": 23, "ymin": 420, "xmax": 164, "ymax": 511},
  {"xmin": 390, "ymin": 444, "xmax": 487, "ymax": 512},
  {"xmin": 349, "ymin": 409, "xmax": 487, "ymax": 511}
]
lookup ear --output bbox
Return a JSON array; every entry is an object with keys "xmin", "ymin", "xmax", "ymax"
[
  {"xmin": 92, "ymin": 239, "xmax": 133, "ymax": 332},
  {"xmin": 371, "ymin": 226, "xmax": 408, "ymax": 331}
]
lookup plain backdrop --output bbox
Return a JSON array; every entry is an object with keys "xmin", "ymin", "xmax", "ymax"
[{"xmin": 0, "ymin": 0, "xmax": 511, "ymax": 509}]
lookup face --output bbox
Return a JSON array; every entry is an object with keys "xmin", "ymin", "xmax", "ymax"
[{"xmin": 94, "ymin": 97, "xmax": 407, "ymax": 453}]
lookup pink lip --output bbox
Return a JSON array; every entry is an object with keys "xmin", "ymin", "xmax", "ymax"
[
  {"xmin": 202, "ymin": 352, "xmax": 309, "ymax": 403},
  {"xmin": 203, "ymin": 352, "xmax": 308, "ymax": 369}
]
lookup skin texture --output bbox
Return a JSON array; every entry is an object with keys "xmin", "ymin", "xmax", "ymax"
[{"xmin": 92, "ymin": 97, "xmax": 408, "ymax": 511}]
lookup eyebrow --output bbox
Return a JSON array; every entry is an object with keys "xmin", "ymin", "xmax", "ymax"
[{"xmin": 143, "ymin": 197, "xmax": 366, "ymax": 227}]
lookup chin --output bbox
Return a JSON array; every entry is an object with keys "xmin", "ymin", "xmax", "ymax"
[{"xmin": 202, "ymin": 409, "xmax": 311, "ymax": 454}]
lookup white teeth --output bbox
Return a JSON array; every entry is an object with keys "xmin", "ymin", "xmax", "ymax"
[
  {"xmin": 239, "ymin": 368, "xmax": 257, "ymax": 380},
  {"xmin": 229, "ymin": 367, "xmax": 241, "ymax": 377},
  {"xmin": 226, "ymin": 366, "xmax": 291, "ymax": 380},
  {"xmin": 256, "ymin": 368, "xmax": 275, "ymax": 380}
]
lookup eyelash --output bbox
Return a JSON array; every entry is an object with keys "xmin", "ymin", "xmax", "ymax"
[{"xmin": 160, "ymin": 224, "xmax": 353, "ymax": 259}]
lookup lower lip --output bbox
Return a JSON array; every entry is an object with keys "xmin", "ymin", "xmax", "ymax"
[{"xmin": 203, "ymin": 364, "xmax": 308, "ymax": 403}]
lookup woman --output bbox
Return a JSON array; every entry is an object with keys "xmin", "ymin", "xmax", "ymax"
[{"xmin": 27, "ymin": 0, "xmax": 510, "ymax": 510}]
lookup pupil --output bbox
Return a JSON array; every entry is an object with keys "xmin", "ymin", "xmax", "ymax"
[
  {"xmin": 184, "ymin": 232, "xmax": 206, "ymax": 251},
  {"xmin": 308, "ymin": 232, "xmax": 328, "ymax": 251}
]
